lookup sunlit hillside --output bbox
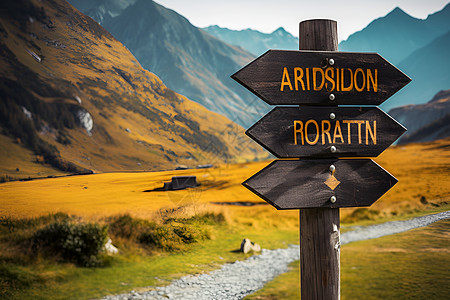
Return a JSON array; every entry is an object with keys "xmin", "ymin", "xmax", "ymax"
[{"xmin": 0, "ymin": 0, "xmax": 265, "ymax": 180}]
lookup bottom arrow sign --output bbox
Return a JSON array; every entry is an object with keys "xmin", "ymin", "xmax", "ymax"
[{"xmin": 243, "ymin": 159, "xmax": 397, "ymax": 209}]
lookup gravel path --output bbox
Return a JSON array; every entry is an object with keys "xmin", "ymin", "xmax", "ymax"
[{"xmin": 102, "ymin": 211, "xmax": 450, "ymax": 300}]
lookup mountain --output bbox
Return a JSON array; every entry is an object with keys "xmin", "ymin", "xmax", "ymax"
[
  {"xmin": 388, "ymin": 89, "xmax": 450, "ymax": 144},
  {"xmin": 386, "ymin": 30, "xmax": 450, "ymax": 110},
  {"xmin": 63, "ymin": 0, "xmax": 138, "ymax": 24},
  {"xmin": 69, "ymin": 0, "xmax": 267, "ymax": 127},
  {"xmin": 0, "ymin": 0, "xmax": 263, "ymax": 178},
  {"xmin": 339, "ymin": 5, "xmax": 450, "ymax": 65},
  {"xmin": 202, "ymin": 26, "xmax": 299, "ymax": 56},
  {"xmin": 339, "ymin": 5, "xmax": 450, "ymax": 111}
]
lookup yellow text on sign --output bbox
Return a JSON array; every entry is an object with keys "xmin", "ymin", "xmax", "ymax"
[
  {"xmin": 280, "ymin": 67, "xmax": 378, "ymax": 93},
  {"xmin": 293, "ymin": 120, "xmax": 377, "ymax": 145}
]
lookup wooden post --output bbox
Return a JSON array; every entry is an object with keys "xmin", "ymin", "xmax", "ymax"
[{"xmin": 299, "ymin": 19, "xmax": 340, "ymax": 300}]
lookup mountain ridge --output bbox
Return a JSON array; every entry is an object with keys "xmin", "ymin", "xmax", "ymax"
[
  {"xmin": 339, "ymin": 4, "xmax": 450, "ymax": 64},
  {"xmin": 69, "ymin": 0, "xmax": 266, "ymax": 127},
  {"xmin": 68, "ymin": 0, "xmax": 449, "ymax": 127},
  {"xmin": 0, "ymin": 0, "xmax": 263, "ymax": 178},
  {"xmin": 202, "ymin": 25, "xmax": 299, "ymax": 56},
  {"xmin": 382, "ymin": 28, "xmax": 450, "ymax": 111},
  {"xmin": 388, "ymin": 89, "xmax": 450, "ymax": 144}
]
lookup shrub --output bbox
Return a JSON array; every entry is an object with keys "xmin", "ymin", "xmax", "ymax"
[
  {"xmin": 108, "ymin": 214, "xmax": 156, "ymax": 240},
  {"xmin": 0, "ymin": 212, "xmax": 70, "ymax": 233},
  {"xmin": 32, "ymin": 221, "xmax": 108, "ymax": 267},
  {"xmin": 109, "ymin": 213, "xmax": 215, "ymax": 252},
  {"xmin": 181, "ymin": 212, "xmax": 226, "ymax": 225},
  {"xmin": 173, "ymin": 225, "xmax": 206, "ymax": 244},
  {"xmin": 138, "ymin": 226, "xmax": 183, "ymax": 252},
  {"xmin": 342, "ymin": 208, "xmax": 380, "ymax": 223}
]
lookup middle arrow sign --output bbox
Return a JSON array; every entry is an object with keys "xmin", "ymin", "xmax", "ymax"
[{"xmin": 246, "ymin": 106, "xmax": 406, "ymax": 158}]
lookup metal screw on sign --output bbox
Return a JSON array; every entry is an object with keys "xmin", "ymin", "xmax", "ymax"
[
  {"xmin": 329, "ymin": 94, "xmax": 335, "ymax": 101},
  {"xmin": 330, "ymin": 195, "xmax": 337, "ymax": 203},
  {"xmin": 329, "ymin": 58, "xmax": 335, "ymax": 65},
  {"xmin": 330, "ymin": 146, "xmax": 337, "ymax": 153},
  {"xmin": 329, "ymin": 112, "xmax": 336, "ymax": 120}
]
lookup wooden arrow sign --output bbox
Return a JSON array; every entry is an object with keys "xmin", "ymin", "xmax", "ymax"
[
  {"xmin": 243, "ymin": 159, "xmax": 397, "ymax": 209},
  {"xmin": 246, "ymin": 106, "xmax": 406, "ymax": 158},
  {"xmin": 231, "ymin": 50, "xmax": 411, "ymax": 105}
]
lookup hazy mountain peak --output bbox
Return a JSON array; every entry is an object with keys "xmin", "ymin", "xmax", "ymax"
[
  {"xmin": 379, "ymin": 6, "xmax": 418, "ymax": 23},
  {"xmin": 272, "ymin": 27, "xmax": 292, "ymax": 37},
  {"xmin": 389, "ymin": 6, "xmax": 407, "ymax": 16},
  {"xmin": 71, "ymin": 0, "xmax": 138, "ymax": 24},
  {"xmin": 203, "ymin": 25, "xmax": 298, "ymax": 56},
  {"xmin": 426, "ymin": 2, "xmax": 450, "ymax": 20},
  {"xmin": 388, "ymin": 89, "xmax": 450, "ymax": 144},
  {"xmin": 430, "ymin": 89, "xmax": 450, "ymax": 103},
  {"xmin": 424, "ymin": 2, "xmax": 450, "ymax": 31}
]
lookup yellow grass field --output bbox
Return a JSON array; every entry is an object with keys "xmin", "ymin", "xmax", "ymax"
[{"xmin": 0, "ymin": 139, "xmax": 449, "ymax": 221}]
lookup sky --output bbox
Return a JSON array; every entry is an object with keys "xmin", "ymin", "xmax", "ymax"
[{"xmin": 155, "ymin": 0, "xmax": 449, "ymax": 41}]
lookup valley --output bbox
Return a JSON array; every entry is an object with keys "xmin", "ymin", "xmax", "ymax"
[
  {"xmin": 0, "ymin": 1, "xmax": 449, "ymax": 299},
  {"xmin": 0, "ymin": 138, "xmax": 448, "ymax": 299}
]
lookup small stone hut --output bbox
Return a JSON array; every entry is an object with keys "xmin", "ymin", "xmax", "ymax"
[{"xmin": 163, "ymin": 176, "xmax": 198, "ymax": 190}]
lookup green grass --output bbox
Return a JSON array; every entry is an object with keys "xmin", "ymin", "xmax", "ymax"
[
  {"xmin": 341, "ymin": 203, "xmax": 450, "ymax": 229},
  {"xmin": 2, "ymin": 205, "xmax": 448, "ymax": 299},
  {"xmin": 245, "ymin": 218, "xmax": 450, "ymax": 300},
  {"xmin": 0, "ymin": 211, "xmax": 298, "ymax": 299}
]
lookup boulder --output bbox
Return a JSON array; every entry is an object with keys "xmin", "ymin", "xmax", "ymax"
[
  {"xmin": 240, "ymin": 238, "xmax": 261, "ymax": 254},
  {"xmin": 103, "ymin": 238, "xmax": 119, "ymax": 255}
]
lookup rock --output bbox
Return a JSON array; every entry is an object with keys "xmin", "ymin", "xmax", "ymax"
[
  {"xmin": 76, "ymin": 109, "xmax": 93, "ymax": 135},
  {"xmin": 420, "ymin": 196, "xmax": 428, "ymax": 205},
  {"xmin": 104, "ymin": 238, "xmax": 119, "ymax": 255},
  {"xmin": 21, "ymin": 106, "xmax": 32, "ymax": 119},
  {"xmin": 240, "ymin": 238, "xmax": 261, "ymax": 254}
]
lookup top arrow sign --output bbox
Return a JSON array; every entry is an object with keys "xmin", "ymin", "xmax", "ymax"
[{"xmin": 231, "ymin": 50, "xmax": 411, "ymax": 106}]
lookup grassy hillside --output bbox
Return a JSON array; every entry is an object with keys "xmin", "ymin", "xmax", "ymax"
[
  {"xmin": 0, "ymin": 0, "xmax": 264, "ymax": 179},
  {"xmin": 70, "ymin": 0, "xmax": 266, "ymax": 128}
]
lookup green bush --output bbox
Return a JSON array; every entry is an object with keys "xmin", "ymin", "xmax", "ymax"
[
  {"xmin": 109, "ymin": 213, "xmax": 216, "ymax": 252},
  {"xmin": 32, "ymin": 221, "xmax": 108, "ymax": 267},
  {"xmin": 108, "ymin": 214, "xmax": 156, "ymax": 240},
  {"xmin": 342, "ymin": 208, "xmax": 381, "ymax": 223},
  {"xmin": 178, "ymin": 212, "xmax": 226, "ymax": 225},
  {"xmin": 138, "ymin": 226, "xmax": 184, "ymax": 252},
  {"xmin": 138, "ymin": 224, "xmax": 210, "ymax": 251},
  {"xmin": 173, "ymin": 225, "xmax": 205, "ymax": 244},
  {"xmin": 0, "ymin": 212, "xmax": 70, "ymax": 234}
]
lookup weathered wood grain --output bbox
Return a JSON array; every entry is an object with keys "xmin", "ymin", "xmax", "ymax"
[
  {"xmin": 298, "ymin": 19, "xmax": 341, "ymax": 300},
  {"xmin": 242, "ymin": 159, "xmax": 397, "ymax": 209},
  {"xmin": 246, "ymin": 106, "xmax": 406, "ymax": 158},
  {"xmin": 231, "ymin": 50, "xmax": 411, "ymax": 106},
  {"xmin": 300, "ymin": 208, "xmax": 340, "ymax": 300}
]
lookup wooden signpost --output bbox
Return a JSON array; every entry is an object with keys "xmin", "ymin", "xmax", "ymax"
[{"xmin": 232, "ymin": 19, "xmax": 410, "ymax": 299}]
